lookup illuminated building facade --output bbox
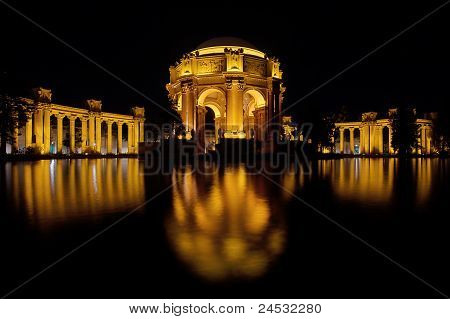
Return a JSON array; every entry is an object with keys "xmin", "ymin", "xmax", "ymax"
[
  {"xmin": 333, "ymin": 110, "xmax": 433, "ymax": 155},
  {"xmin": 11, "ymin": 87, "xmax": 145, "ymax": 154},
  {"xmin": 166, "ymin": 37, "xmax": 285, "ymax": 146}
]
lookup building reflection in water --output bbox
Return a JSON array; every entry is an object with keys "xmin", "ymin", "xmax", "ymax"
[
  {"xmin": 166, "ymin": 166, "xmax": 286, "ymax": 282},
  {"xmin": 6, "ymin": 159, "xmax": 145, "ymax": 224},
  {"xmin": 317, "ymin": 158, "xmax": 438, "ymax": 205}
]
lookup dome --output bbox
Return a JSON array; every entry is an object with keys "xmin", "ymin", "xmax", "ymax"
[{"xmin": 196, "ymin": 37, "xmax": 258, "ymax": 50}]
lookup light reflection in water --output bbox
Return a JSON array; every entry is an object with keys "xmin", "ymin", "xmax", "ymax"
[
  {"xmin": 5, "ymin": 159, "xmax": 145, "ymax": 223},
  {"xmin": 318, "ymin": 158, "xmax": 438, "ymax": 205},
  {"xmin": 166, "ymin": 166, "xmax": 286, "ymax": 282}
]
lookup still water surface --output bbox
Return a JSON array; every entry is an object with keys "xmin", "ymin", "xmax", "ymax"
[{"xmin": 0, "ymin": 158, "xmax": 448, "ymax": 297}]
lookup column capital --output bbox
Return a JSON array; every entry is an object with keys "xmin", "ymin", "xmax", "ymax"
[
  {"xmin": 349, "ymin": 127, "xmax": 355, "ymax": 131},
  {"xmin": 225, "ymin": 78, "xmax": 245, "ymax": 90}
]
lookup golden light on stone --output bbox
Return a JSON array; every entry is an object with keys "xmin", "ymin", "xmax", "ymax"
[
  {"xmin": 11, "ymin": 88, "xmax": 145, "ymax": 154},
  {"xmin": 332, "ymin": 110, "xmax": 434, "ymax": 155},
  {"xmin": 166, "ymin": 37, "xmax": 285, "ymax": 146},
  {"xmin": 165, "ymin": 166, "xmax": 286, "ymax": 281}
]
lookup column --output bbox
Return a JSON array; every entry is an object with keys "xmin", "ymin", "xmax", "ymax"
[
  {"xmin": 388, "ymin": 125, "xmax": 394, "ymax": 154},
  {"xmin": 426, "ymin": 127, "xmax": 432, "ymax": 154},
  {"xmin": 88, "ymin": 116, "xmax": 95, "ymax": 148},
  {"xmin": 134, "ymin": 119, "xmax": 139, "ymax": 150},
  {"xmin": 95, "ymin": 118, "xmax": 102, "ymax": 153},
  {"xmin": 420, "ymin": 125, "xmax": 426, "ymax": 154},
  {"xmin": 117, "ymin": 122, "xmax": 123, "ymax": 154},
  {"xmin": 43, "ymin": 108, "xmax": 51, "ymax": 153},
  {"xmin": 56, "ymin": 115, "xmax": 63, "ymax": 153},
  {"xmin": 369, "ymin": 125, "xmax": 376, "ymax": 155},
  {"xmin": 225, "ymin": 78, "xmax": 245, "ymax": 138},
  {"xmin": 107, "ymin": 121, "xmax": 113, "ymax": 154},
  {"xmin": 139, "ymin": 120, "xmax": 145, "ymax": 143},
  {"xmin": 359, "ymin": 126, "xmax": 365, "ymax": 154},
  {"xmin": 33, "ymin": 107, "xmax": 43, "ymax": 150},
  {"xmin": 81, "ymin": 118, "xmax": 88, "ymax": 152},
  {"xmin": 339, "ymin": 128, "xmax": 345, "ymax": 154},
  {"xmin": 378, "ymin": 126, "xmax": 383, "ymax": 155},
  {"xmin": 69, "ymin": 117, "xmax": 76, "ymax": 153},
  {"xmin": 128, "ymin": 123, "xmax": 135, "ymax": 154},
  {"xmin": 25, "ymin": 115, "xmax": 33, "ymax": 148},
  {"xmin": 349, "ymin": 128, "xmax": 355, "ymax": 154},
  {"xmin": 214, "ymin": 117, "xmax": 221, "ymax": 143},
  {"xmin": 181, "ymin": 82, "xmax": 195, "ymax": 139},
  {"xmin": 197, "ymin": 106, "xmax": 206, "ymax": 153}
]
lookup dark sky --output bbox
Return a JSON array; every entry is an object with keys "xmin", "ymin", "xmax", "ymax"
[{"xmin": 1, "ymin": 0, "xmax": 449, "ymax": 122}]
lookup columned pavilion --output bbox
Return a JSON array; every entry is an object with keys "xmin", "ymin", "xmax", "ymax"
[
  {"xmin": 166, "ymin": 37, "xmax": 285, "ymax": 149},
  {"xmin": 11, "ymin": 87, "xmax": 145, "ymax": 154}
]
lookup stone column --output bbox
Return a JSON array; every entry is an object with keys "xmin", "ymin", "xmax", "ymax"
[
  {"xmin": 56, "ymin": 115, "xmax": 63, "ymax": 153},
  {"xmin": 181, "ymin": 82, "xmax": 195, "ymax": 139},
  {"xmin": 225, "ymin": 78, "xmax": 245, "ymax": 138},
  {"xmin": 69, "ymin": 117, "xmax": 76, "ymax": 153},
  {"xmin": 33, "ymin": 107, "xmax": 43, "ymax": 150},
  {"xmin": 388, "ymin": 125, "xmax": 394, "ymax": 154},
  {"xmin": 196, "ymin": 105, "xmax": 207, "ymax": 153},
  {"xmin": 339, "ymin": 128, "xmax": 345, "ymax": 154},
  {"xmin": 134, "ymin": 119, "xmax": 139, "ymax": 150},
  {"xmin": 81, "ymin": 118, "xmax": 88, "ymax": 152},
  {"xmin": 88, "ymin": 116, "xmax": 95, "ymax": 148},
  {"xmin": 426, "ymin": 127, "xmax": 432, "ymax": 154},
  {"xmin": 378, "ymin": 126, "xmax": 383, "ymax": 154},
  {"xmin": 95, "ymin": 118, "xmax": 102, "ymax": 153},
  {"xmin": 349, "ymin": 128, "xmax": 355, "ymax": 154},
  {"xmin": 107, "ymin": 121, "xmax": 113, "ymax": 154},
  {"xmin": 117, "ymin": 122, "xmax": 123, "ymax": 154},
  {"xmin": 359, "ymin": 126, "xmax": 365, "ymax": 154},
  {"xmin": 43, "ymin": 109, "xmax": 51, "ymax": 154},
  {"xmin": 25, "ymin": 114, "xmax": 33, "ymax": 148},
  {"xmin": 214, "ymin": 117, "xmax": 221, "ymax": 143},
  {"xmin": 420, "ymin": 125, "xmax": 426, "ymax": 154},
  {"xmin": 139, "ymin": 120, "xmax": 145, "ymax": 143},
  {"xmin": 128, "ymin": 123, "xmax": 135, "ymax": 154}
]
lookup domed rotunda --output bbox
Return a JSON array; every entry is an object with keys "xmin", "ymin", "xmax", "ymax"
[{"xmin": 166, "ymin": 37, "xmax": 285, "ymax": 146}]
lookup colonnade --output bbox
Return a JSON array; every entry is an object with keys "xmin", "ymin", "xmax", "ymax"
[
  {"xmin": 11, "ymin": 90, "xmax": 145, "ymax": 155},
  {"xmin": 335, "ymin": 118, "xmax": 433, "ymax": 155}
]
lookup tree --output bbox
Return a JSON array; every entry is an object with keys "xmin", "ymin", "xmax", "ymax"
[
  {"xmin": 0, "ymin": 94, "xmax": 31, "ymax": 155},
  {"xmin": 390, "ymin": 106, "xmax": 420, "ymax": 156},
  {"xmin": 308, "ymin": 112, "xmax": 335, "ymax": 153}
]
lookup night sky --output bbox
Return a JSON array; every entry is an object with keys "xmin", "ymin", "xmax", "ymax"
[{"xmin": 1, "ymin": 0, "xmax": 449, "ymax": 123}]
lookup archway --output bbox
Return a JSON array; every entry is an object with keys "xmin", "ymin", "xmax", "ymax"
[
  {"xmin": 122, "ymin": 123, "xmax": 129, "ymax": 154},
  {"xmin": 112, "ymin": 122, "xmax": 118, "ymax": 154},
  {"xmin": 101, "ymin": 121, "xmax": 108, "ymax": 154},
  {"xmin": 50, "ymin": 115, "xmax": 57, "ymax": 154},
  {"xmin": 74, "ymin": 118, "xmax": 82, "ymax": 153},
  {"xmin": 198, "ymin": 88, "xmax": 225, "ymax": 145},
  {"xmin": 354, "ymin": 128, "xmax": 361, "ymax": 154},
  {"xmin": 62, "ymin": 116, "xmax": 70, "ymax": 154},
  {"xmin": 244, "ymin": 89, "xmax": 266, "ymax": 140}
]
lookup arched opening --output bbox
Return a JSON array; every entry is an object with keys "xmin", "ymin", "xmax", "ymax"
[
  {"xmin": 204, "ymin": 107, "xmax": 216, "ymax": 149},
  {"xmin": 62, "ymin": 117, "xmax": 70, "ymax": 154},
  {"xmin": 382, "ymin": 126, "xmax": 389, "ymax": 154},
  {"xmin": 354, "ymin": 128, "xmax": 361, "ymax": 154},
  {"xmin": 122, "ymin": 123, "xmax": 129, "ymax": 154},
  {"xmin": 50, "ymin": 115, "xmax": 57, "ymax": 154},
  {"xmin": 344, "ymin": 129, "xmax": 350, "ymax": 154},
  {"xmin": 111, "ymin": 122, "xmax": 118, "ymax": 154},
  {"xmin": 101, "ymin": 121, "xmax": 108, "ymax": 154},
  {"xmin": 244, "ymin": 89, "xmax": 266, "ymax": 140},
  {"xmin": 74, "ymin": 118, "xmax": 82, "ymax": 153},
  {"xmin": 198, "ymin": 88, "xmax": 225, "ymax": 145}
]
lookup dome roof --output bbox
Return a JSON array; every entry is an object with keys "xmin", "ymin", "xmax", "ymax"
[{"xmin": 196, "ymin": 37, "xmax": 258, "ymax": 50}]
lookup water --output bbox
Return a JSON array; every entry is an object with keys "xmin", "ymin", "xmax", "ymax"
[{"xmin": 0, "ymin": 158, "xmax": 448, "ymax": 298}]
